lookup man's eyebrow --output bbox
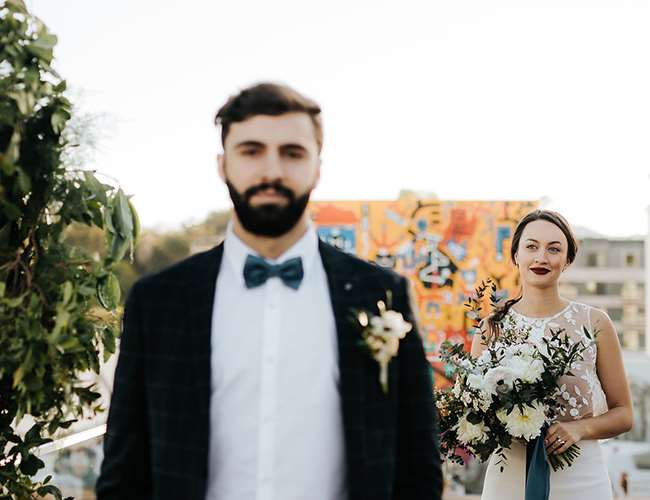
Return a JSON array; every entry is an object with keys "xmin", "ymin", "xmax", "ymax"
[
  {"xmin": 234, "ymin": 140, "xmax": 265, "ymax": 149},
  {"xmin": 280, "ymin": 143, "xmax": 308, "ymax": 152}
]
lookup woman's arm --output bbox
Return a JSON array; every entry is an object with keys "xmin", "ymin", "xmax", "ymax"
[
  {"xmin": 546, "ymin": 308, "xmax": 634, "ymax": 454},
  {"xmin": 470, "ymin": 320, "xmax": 490, "ymax": 358}
]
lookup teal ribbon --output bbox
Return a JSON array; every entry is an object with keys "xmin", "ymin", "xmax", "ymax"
[{"xmin": 525, "ymin": 426, "xmax": 551, "ymax": 500}]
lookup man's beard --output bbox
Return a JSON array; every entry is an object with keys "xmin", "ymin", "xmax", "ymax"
[{"xmin": 225, "ymin": 179, "xmax": 312, "ymax": 237}]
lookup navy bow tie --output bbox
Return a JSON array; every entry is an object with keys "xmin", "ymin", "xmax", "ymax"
[{"xmin": 243, "ymin": 254, "xmax": 304, "ymax": 290}]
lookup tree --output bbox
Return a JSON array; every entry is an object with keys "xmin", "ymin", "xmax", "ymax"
[{"xmin": 0, "ymin": 1, "xmax": 137, "ymax": 498}]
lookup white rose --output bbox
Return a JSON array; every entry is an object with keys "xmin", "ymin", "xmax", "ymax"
[
  {"xmin": 503, "ymin": 356, "xmax": 544, "ymax": 384},
  {"xmin": 497, "ymin": 402, "xmax": 546, "ymax": 441},
  {"xmin": 455, "ymin": 413, "xmax": 490, "ymax": 444}
]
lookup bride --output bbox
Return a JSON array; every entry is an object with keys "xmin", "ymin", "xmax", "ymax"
[{"xmin": 472, "ymin": 210, "xmax": 634, "ymax": 500}]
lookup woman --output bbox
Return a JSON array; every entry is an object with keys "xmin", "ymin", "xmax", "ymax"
[{"xmin": 472, "ymin": 210, "xmax": 634, "ymax": 500}]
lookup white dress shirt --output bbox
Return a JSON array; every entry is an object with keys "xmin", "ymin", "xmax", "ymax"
[{"xmin": 205, "ymin": 224, "xmax": 347, "ymax": 500}]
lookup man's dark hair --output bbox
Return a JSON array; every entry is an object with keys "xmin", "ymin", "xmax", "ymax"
[{"xmin": 215, "ymin": 82, "xmax": 323, "ymax": 151}]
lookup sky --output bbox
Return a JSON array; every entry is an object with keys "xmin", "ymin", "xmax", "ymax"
[{"xmin": 29, "ymin": 0, "xmax": 650, "ymax": 237}]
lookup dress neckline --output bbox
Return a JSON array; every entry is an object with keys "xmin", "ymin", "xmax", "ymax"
[{"xmin": 510, "ymin": 301, "xmax": 573, "ymax": 322}]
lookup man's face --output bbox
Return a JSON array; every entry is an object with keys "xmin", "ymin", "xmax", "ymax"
[{"xmin": 218, "ymin": 112, "xmax": 321, "ymax": 237}]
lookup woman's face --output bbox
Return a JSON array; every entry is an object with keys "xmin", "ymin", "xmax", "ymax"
[{"xmin": 514, "ymin": 219, "xmax": 569, "ymax": 289}]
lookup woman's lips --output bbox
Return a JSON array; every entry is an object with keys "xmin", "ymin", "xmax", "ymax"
[{"xmin": 530, "ymin": 267, "xmax": 551, "ymax": 275}]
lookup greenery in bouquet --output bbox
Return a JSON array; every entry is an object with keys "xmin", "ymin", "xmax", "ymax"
[{"xmin": 436, "ymin": 280, "xmax": 596, "ymax": 472}]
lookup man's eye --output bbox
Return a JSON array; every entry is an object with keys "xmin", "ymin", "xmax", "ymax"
[
  {"xmin": 285, "ymin": 150, "xmax": 304, "ymax": 159},
  {"xmin": 242, "ymin": 149, "xmax": 259, "ymax": 156}
]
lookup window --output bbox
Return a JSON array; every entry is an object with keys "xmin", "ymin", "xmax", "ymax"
[
  {"xmin": 586, "ymin": 253, "xmax": 599, "ymax": 267},
  {"xmin": 623, "ymin": 330, "xmax": 640, "ymax": 350},
  {"xmin": 596, "ymin": 283, "xmax": 623, "ymax": 295},
  {"xmin": 624, "ymin": 305, "xmax": 638, "ymax": 322},
  {"xmin": 608, "ymin": 308, "xmax": 623, "ymax": 321},
  {"xmin": 625, "ymin": 254, "xmax": 636, "ymax": 267}
]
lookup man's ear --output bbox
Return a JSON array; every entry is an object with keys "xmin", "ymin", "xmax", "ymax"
[{"xmin": 217, "ymin": 154, "xmax": 226, "ymax": 182}]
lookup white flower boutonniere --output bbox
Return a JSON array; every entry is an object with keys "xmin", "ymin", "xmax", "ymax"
[{"xmin": 354, "ymin": 297, "xmax": 412, "ymax": 393}]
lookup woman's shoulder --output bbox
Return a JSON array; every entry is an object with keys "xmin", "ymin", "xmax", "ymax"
[
  {"xmin": 567, "ymin": 301, "xmax": 615, "ymax": 341},
  {"xmin": 568, "ymin": 301, "xmax": 610, "ymax": 322}
]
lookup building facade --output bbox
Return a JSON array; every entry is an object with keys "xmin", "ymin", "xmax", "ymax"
[{"xmin": 560, "ymin": 236, "xmax": 646, "ymax": 351}]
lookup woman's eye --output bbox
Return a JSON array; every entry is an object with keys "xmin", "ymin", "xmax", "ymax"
[
  {"xmin": 527, "ymin": 245, "xmax": 537, "ymax": 250},
  {"xmin": 549, "ymin": 247, "xmax": 560, "ymax": 253}
]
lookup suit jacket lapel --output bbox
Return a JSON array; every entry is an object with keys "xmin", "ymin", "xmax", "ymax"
[
  {"xmin": 187, "ymin": 243, "xmax": 224, "ymax": 489},
  {"xmin": 319, "ymin": 241, "xmax": 367, "ymax": 489}
]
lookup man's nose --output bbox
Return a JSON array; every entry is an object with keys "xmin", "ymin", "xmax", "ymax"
[{"xmin": 258, "ymin": 152, "xmax": 283, "ymax": 182}]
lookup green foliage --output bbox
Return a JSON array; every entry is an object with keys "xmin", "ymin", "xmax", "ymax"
[
  {"xmin": 0, "ymin": 1, "xmax": 138, "ymax": 497},
  {"xmin": 64, "ymin": 207, "xmax": 231, "ymax": 299}
]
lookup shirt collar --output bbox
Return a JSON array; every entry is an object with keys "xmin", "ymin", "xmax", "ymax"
[{"xmin": 222, "ymin": 223, "xmax": 319, "ymax": 287}]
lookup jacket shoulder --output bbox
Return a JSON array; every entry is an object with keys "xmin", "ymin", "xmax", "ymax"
[{"xmin": 133, "ymin": 244, "xmax": 223, "ymax": 294}]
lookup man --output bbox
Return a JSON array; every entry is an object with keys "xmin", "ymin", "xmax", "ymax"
[{"xmin": 96, "ymin": 83, "xmax": 442, "ymax": 500}]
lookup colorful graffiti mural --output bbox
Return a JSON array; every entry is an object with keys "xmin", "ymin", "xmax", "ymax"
[{"xmin": 310, "ymin": 198, "xmax": 538, "ymax": 387}]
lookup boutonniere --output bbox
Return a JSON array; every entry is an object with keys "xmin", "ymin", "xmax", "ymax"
[{"xmin": 352, "ymin": 292, "xmax": 412, "ymax": 393}]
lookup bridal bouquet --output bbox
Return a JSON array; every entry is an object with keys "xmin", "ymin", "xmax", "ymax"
[{"xmin": 436, "ymin": 281, "xmax": 596, "ymax": 471}]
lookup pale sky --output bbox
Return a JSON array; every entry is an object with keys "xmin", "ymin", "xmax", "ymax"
[{"xmin": 31, "ymin": 0, "xmax": 650, "ymax": 237}]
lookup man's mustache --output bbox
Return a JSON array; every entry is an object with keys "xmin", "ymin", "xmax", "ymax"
[{"xmin": 243, "ymin": 181, "xmax": 295, "ymax": 201}]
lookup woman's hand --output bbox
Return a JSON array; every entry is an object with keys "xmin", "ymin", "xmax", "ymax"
[{"xmin": 544, "ymin": 421, "xmax": 585, "ymax": 455}]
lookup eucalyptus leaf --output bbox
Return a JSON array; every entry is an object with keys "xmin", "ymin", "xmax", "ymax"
[
  {"xmin": 115, "ymin": 189, "xmax": 134, "ymax": 239},
  {"xmin": 15, "ymin": 166, "xmax": 31, "ymax": 194},
  {"xmin": 83, "ymin": 171, "xmax": 108, "ymax": 205},
  {"xmin": 97, "ymin": 272, "xmax": 121, "ymax": 310},
  {"xmin": 50, "ymin": 108, "xmax": 70, "ymax": 134}
]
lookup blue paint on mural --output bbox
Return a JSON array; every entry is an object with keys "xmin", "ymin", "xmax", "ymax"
[
  {"xmin": 495, "ymin": 225, "xmax": 511, "ymax": 262},
  {"xmin": 317, "ymin": 226, "xmax": 356, "ymax": 254}
]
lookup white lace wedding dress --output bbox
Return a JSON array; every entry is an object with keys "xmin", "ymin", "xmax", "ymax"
[{"xmin": 480, "ymin": 301, "xmax": 614, "ymax": 500}]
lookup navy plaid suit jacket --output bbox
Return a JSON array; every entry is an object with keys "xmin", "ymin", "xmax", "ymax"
[{"xmin": 96, "ymin": 240, "xmax": 443, "ymax": 500}]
